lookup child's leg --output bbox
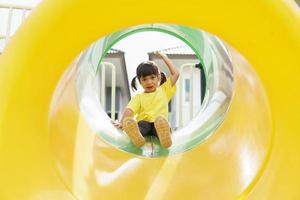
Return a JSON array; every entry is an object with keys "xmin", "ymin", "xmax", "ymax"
[
  {"xmin": 122, "ymin": 117, "xmax": 145, "ymax": 147},
  {"xmin": 154, "ymin": 116, "xmax": 172, "ymax": 148}
]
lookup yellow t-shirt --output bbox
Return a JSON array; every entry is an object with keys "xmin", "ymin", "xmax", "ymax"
[{"xmin": 126, "ymin": 78, "xmax": 176, "ymax": 122}]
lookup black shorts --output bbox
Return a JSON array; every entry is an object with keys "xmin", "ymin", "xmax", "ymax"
[
  {"xmin": 138, "ymin": 120, "xmax": 158, "ymax": 137},
  {"xmin": 138, "ymin": 120, "xmax": 172, "ymax": 137}
]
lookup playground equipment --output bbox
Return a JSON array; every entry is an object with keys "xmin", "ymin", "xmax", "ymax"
[
  {"xmin": 73, "ymin": 24, "xmax": 234, "ymax": 157},
  {"xmin": 0, "ymin": 0, "xmax": 300, "ymax": 199}
]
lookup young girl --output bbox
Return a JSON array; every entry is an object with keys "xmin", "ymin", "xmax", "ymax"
[{"xmin": 113, "ymin": 52, "xmax": 179, "ymax": 148}]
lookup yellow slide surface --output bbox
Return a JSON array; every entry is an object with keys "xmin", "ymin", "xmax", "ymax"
[{"xmin": 0, "ymin": 0, "xmax": 300, "ymax": 199}]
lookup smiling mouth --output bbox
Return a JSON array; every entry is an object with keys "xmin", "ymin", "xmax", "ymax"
[{"xmin": 146, "ymin": 86, "xmax": 154, "ymax": 90}]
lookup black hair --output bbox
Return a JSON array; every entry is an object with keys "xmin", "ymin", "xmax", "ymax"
[{"xmin": 131, "ymin": 61, "xmax": 167, "ymax": 91}]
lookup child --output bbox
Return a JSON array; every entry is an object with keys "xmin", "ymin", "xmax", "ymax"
[{"xmin": 113, "ymin": 52, "xmax": 179, "ymax": 148}]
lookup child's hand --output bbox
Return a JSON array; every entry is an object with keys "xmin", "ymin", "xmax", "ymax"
[{"xmin": 111, "ymin": 120, "xmax": 123, "ymax": 129}]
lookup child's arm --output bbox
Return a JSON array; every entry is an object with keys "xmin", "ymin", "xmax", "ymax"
[
  {"xmin": 112, "ymin": 108, "xmax": 134, "ymax": 129},
  {"xmin": 156, "ymin": 51, "xmax": 180, "ymax": 86}
]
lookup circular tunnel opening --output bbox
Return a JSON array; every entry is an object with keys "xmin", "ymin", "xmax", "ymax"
[
  {"xmin": 74, "ymin": 24, "xmax": 234, "ymax": 157},
  {"xmin": 99, "ymin": 30, "xmax": 205, "ymax": 155}
]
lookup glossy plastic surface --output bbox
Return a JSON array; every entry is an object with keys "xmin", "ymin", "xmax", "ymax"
[{"xmin": 0, "ymin": 0, "xmax": 299, "ymax": 199}]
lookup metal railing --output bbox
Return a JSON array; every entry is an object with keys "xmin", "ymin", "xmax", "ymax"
[
  {"xmin": 100, "ymin": 62, "xmax": 116, "ymax": 121},
  {"xmin": 0, "ymin": 4, "xmax": 32, "ymax": 49}
]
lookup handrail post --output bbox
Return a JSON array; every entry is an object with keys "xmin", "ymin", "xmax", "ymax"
[
  {"xmin": 4, "ymin": 8, "xmax": 13, "ymax": 45},
  {"xmin": 100, "ymin": 62, "xmax": 116, "ymax": 121}
]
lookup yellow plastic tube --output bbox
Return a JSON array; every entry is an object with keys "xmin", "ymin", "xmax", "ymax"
[{"xmin": 0, "ymin": 0, "xmax": 300, "ymax": 199}]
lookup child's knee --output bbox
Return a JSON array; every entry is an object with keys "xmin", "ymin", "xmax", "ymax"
[
  {"xmin": 122, "ymin": 117, "xmax": 135, "ymax": 126},
  {"xmin": 155, "ymin": 116, "xmax": 167, "ymax": 122}
]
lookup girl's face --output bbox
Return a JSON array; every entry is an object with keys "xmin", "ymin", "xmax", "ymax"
[{"xmin": 140, "ymin": 74, "xmax": 160, "ymax": 93}]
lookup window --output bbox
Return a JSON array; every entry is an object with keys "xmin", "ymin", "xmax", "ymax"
[{"xmin": 185, "ymin": 79, "xmax": 190, "ymax": 102}]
